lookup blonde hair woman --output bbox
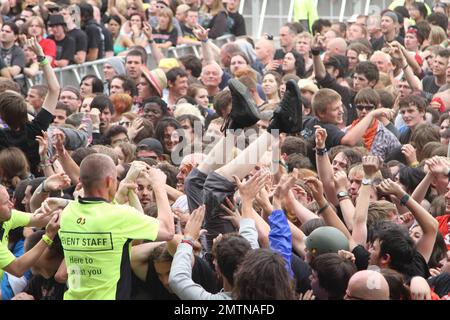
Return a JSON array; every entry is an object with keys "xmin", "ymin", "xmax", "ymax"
[
  {"xmin": 429, "ymin": 25, "xmax": 447, "ymax": 46},
  {"xmin": 153, "ymin": 7, "xmax": 178, "ymax": 48}
]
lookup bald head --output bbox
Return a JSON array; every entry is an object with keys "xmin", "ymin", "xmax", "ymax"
[
  {"xmin": 326, "ymin": 37, "xmax": 347, "ymax": 57},
  {"xmin": 80, "ymin": 154, "xmax": 117, "ymax": 192},
  {"xmin": 346, "ymin": 270, "xmax": 390, "ymax": 300},
  {"xmin": 255, "ymin": 39, "xmax": 275, "ymax": 63}
]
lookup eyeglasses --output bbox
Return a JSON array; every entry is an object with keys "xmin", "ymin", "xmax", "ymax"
[{"xmin": 355, "ymin": 104, "xmax": 375, "ymax": 111}]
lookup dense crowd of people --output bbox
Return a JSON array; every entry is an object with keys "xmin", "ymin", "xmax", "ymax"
[{"xmin": 0, "ymin": 0, "xmax": 450, "ymax": 301}]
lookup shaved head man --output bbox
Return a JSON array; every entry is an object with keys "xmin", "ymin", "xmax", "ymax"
[
  {"xmin": 255, "ymin": 38, "xmax": 276, "ymax": 66},
  {"xmin": 325, "ymin": 37, "xmax": 347, "ymax": 62},
  {"xmin": 345, "ymin": 270, "xmax": 390, "ymax": 300},
  {"xmin": 80, "ymin": 153, "xmax": 118, "ymax": 201}
]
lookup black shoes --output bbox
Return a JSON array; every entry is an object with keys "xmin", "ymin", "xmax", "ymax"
[
  {"xmin": 267, "ymin": 79, "xmax": 303, "ymax": 134},
  {"xmin": 221, "ymin": 79, "xmax": 260, "ymax": 132}
]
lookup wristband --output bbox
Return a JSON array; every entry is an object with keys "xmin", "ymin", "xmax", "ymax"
[
  {"xmin": 181, "ymin": 237, "xmax": 195, "ymax": 247},
  {"xmin": 315, "ymin": 147, "xmax": 327, "ymax": 156},
  {"xmin": 402, "ymin": 64, "xmax": 409, "ymax": 70},
  {"xmin": 311, "ymin": 48, "xmax": 321, "ymax": 56},
  {"xmin": 400, "ymin": 193, "xmax": 410, "ymax": 206},
  {"xmin": 37, "ymin": 55, "xmax": 46, "ymax": 63},
  {"xmin": 41, "ymin": 179, "xmax": 50, "ymax": 193},
  {"xmin": 317, "ymin": 203, "xmax": 329, "ymax": 214},
  {"xmin": 201, "ymin": 39, "xmax": 209, "ymax": 43},
  {"xmin": 39, "ymin": 58, "xmax": 49, "ymax": 66},
  {"xmin": 42, "ymin": 234, "xmax": 53, "ymax": 247},
  {"xmin": 410, "ymin": 161, "xmax": 419, "ymax": 168}
]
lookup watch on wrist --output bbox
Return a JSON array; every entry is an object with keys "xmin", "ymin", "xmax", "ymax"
[
  {"xmin": 361, "ymin": 178, "xmax": 373, "ymax": 186},
  {"xmin": 337, "ymin": 191, "xmax": 349, "ymax": 200}
]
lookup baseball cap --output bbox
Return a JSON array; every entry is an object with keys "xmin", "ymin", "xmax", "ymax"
[{"xmin": 137, "ymin": 138, "xmax": 164, "ymax": 156}]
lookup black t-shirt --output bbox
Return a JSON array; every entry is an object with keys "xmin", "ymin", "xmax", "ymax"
[
  {"xmin": 352, "ymin": 244, "xmax": 370, "ymax": 271},
  {"xmin": 24, "ymin": 275, "xmax": 67, "ymax": 300},
  {"xmin": 100, "ymin": 24, "xmax": 114, "ymax": 53},
  {"xmin": 181, "ymin": 24, "xmax": 196, "ymax": 40},
  {"xmin": 47, "ymin": 35, "xmax": 76, "ymax": 64},
  {"xmin": 67, "ymin": 28, "xmax": 88, "ymax": 53},
  {"xmin": 202, "ymin": 11, "xmax": 228, "ymax": 39},
  {"xmin": 228, "ymin": 11, "xmax": 246, "ymax": 36},
  {"xmin": 84, "ymin": 19, "xmax": 105, "ymax": 59},
  {"xmin": 0, "ymin": 108, "xmax": 54, "ymax": 175},
  {"xmin": 153, "ymin": 28, "xmax": 178, "ymax": 46},
  {"xmin": 131, "ymin": 255, "xmax": 221, "ymax": 300},
  {"xmin": 422, "ymin": 75, "xmax": 441, "ymax": 101},
  {"xmin": 372, "ymin": 35, "xmax": 405, "ymax": 51}
]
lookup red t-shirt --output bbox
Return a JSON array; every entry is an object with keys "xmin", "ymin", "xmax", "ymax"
[
  {"xmin": 436, "ymin": 214, "xmax": 450, "ymax": 250},
  {"xmin": 39, "ymin": 38, "xmax": 56, "ymax": 67}
]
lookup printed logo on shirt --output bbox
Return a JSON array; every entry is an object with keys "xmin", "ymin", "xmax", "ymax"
[{"xmin": 60, "ymin": 231, "xmax": 114, "ymax": 251}]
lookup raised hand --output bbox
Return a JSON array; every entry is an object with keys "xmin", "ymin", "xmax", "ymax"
[
  {"xmin": 44, "ymin": 173, "xmax": 71, "ymax": 192},
  {"xmin": 24, "ymin": 36, "xmax": 44, "ymax": 57},
  {"xmin": 371, "ymin": 108, "xmax": 395, "ymax": 121},
  {"xmin": 233, "ymin": 170, "xmax": 270, "ymax": 201},
  {"xmin": 311, "ymin": 33, "xmax": 325, "ymax": 51},
  {"xmin": 192, "ymin": 24, "xmax": 209, "ymax": 42},
  {"xmin": 362, "ymin": 155, "xmax": 380, "ymax": 178},
  {"xmin": 314, "ymin": 125, "xmax": 327, "ymax": 149},
  {"xmin": 39, "ymin": 197, "xmax": 70, "ymax": 215},
  {"xmin": 52, "ymin": 128, "xmax": 66, "ymax": 155},
  {"xmin": 45, "ymin": 210, "xmax": 61, "ymax": 238},
  {"xmin": 183, "ymin": 205, "xmax": 206, "ymax": 241},
  {"xmin": 143, "ymin": 22, "xmax": 153, "ymax": 40},
  {"xmin": 146, "ymin": 167, "xmax": 167, "ymax": 187},
  {"xmin": 401, "ymin": 144, "xmax": 417, "ymax": 166},
  {"xmin": 127, "ymin": 118, "xmax": 144, "ymax": 141},
  {"xmin": 377, "ymin": 178, "xmax": 405, "ymax": 199},
  {"xmin": 219, "ymin": 197, "xmax": 241, "ymax": 230},
  {"xmin": 333, "ymin": 170, "xmax": 349, "ymax": 192},
  {"xmin": 125, "ymin": 160, "xmax": 149, "ymax": 182},
  {"xmin": 36, "ymin": 130, "xmax": 49, "ymax": 160},
  {"xmin": 425, "ymin": 156, "xmax": 450, "ymax": 176},
  {"xmin": 115, "ymin": 180, "xmax": 138, "ymax": 204},
  {"xmin": 303, "ymin": 176, "xmax": 325, "ymax": 203}
]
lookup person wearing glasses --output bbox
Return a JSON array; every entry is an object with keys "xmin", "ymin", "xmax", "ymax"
[{"xmin": 346, "ymin": 88, "xmax": 400, "ymax": 161}]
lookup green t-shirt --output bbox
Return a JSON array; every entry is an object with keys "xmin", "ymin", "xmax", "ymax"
[
  {"xmin": 59, "ymin": 198, "xmax": 159, "ymax": 300},
  {"xmin": 293, "ymin": 0, "xmax": 319, "ymax": 32},
  {"xmin": 0, "ymin": 210, "xmax": 31, "ymax": 279}
]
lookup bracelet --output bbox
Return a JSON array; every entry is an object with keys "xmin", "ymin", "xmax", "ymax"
[
  {"xmin": 39, "ymin": 162, "xmax": 52, "ymax": 168},
  {"xmin": 315, "ymin": 147, "xmax": 327, "ymax": 156},
  {"xmin": 41, "ymin": 179, "xmax": 50, "ymax": 193},
  {"xmin": 39, "ymin": 58, "xmax": 49, "ymax": 66},
  {"xmin": 181, "ymin": 237, "xmax": 195, "ymax": 247},
  {"xmin": 402, "ymin": 64, "xmax": 409, "ymax": 70},
  {"xmin": 400, "ymin": 193, "xmax": 410, "ymax": 206},
  {"xmin": 42, "ymin": 234, "xmax": 53, "ymax": 247},
  {"xmin": 317, "ymin": 203, "xmax": 329, "ymax": 214},
  {"xmin": 201, "ymin": 39, "xmax": 209, "ymax": 43},
  {"xmin": 410, "ymin": 161, "xmax": 419, "ymax": 168}
]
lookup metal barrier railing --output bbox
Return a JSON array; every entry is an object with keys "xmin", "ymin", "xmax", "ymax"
[{"xmin": 14, "ymin": 34, "xmax": 235, "ymax": 88}]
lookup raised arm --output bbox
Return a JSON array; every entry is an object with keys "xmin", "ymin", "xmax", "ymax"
[
  {"xmin": 315, "ymin": 126, "xmax": 338, "ymax": 205},
  {"xmin": 378, "ymin": 179, "xmax": 439, "ymax": 263},
  {"xmin": 52, "ymin": 129, "xmax": 80, "ymax": 184},
  {"xmin": 304, "ymin": 176, "xmax": 357, "ymax": 249},
  {"xmin": 143, "ymin": 22, "xmax": 164, "ymax": 66},
  {"xmin": 193, "ymin": 25, "xmax": 219, "ymax": 65},
  {"xmin": 352, "ymin": 156, "xmax": 380, "ymax": 246},
  {"xmin": 389, "ymin": 42, "xmax": 422, "ymax": 91},
  {"xmin": 334, "ymin": 170, "xmax": 355, "ymax": 232},
  {"xmin": 29, "ymin": 173, "xmax": 71, "ymax": 213},
  {"xmin": 147, "ymin": 167, "xmax": 175, "ymax": 241},
  {"xmin": 25, "ymin": 37, "xmax": 60, "ymax": 115},
  {"xmin": 311, "ymin": 34, "xmax": 326, "ymax": 80}
]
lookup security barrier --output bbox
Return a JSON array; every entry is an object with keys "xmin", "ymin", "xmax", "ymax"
[{"xmin": 14, "ymin": 34, "xmax": 236, "ymax": 89}]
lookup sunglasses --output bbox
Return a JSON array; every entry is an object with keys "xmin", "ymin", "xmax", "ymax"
[{"xmin": 356, "ymin": 104, "xmax": 375, "ymax": 111}]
